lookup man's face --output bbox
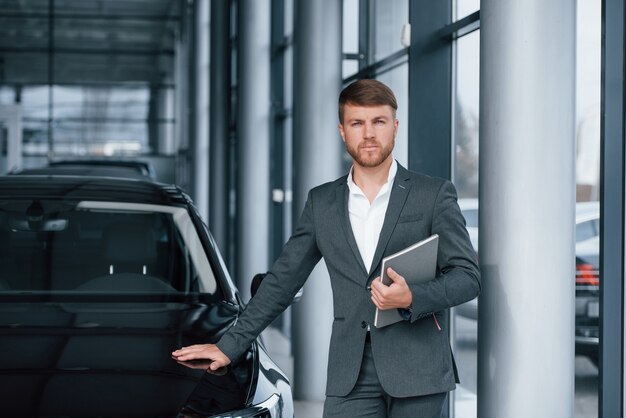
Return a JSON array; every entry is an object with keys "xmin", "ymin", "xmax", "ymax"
[{"xmin": 338, "ymin": 103, "xmax": 398, "ymax": 168}]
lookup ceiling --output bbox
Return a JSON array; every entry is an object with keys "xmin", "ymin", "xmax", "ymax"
[{"xmin": 0, "ymin": 0, "xmax": 183, "ymax": 86}]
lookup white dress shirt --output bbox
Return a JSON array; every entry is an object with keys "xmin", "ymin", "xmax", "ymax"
[{"xmin": 347, "ymin": 159, "xmax": 398, "ymax": 273}]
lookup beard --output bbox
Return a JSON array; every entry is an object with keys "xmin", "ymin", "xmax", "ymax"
[{"xmin": 345, "ymin": 138, "xmax": 395, "ymax": 168}]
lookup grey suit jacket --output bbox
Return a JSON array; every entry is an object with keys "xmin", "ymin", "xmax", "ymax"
[{"xmin": 217, "ymin": 163, "xmax": 481, "ymax": 398}]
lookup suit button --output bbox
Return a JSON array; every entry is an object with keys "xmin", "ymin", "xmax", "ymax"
[{"xmin": 361, "ymin": 321, "xmax": 367, "ymax": 329}]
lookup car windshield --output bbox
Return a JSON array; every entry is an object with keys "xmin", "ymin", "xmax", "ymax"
[{"xmin": 0, "ymin": 199, "xmax": 218, "ymax": 295}]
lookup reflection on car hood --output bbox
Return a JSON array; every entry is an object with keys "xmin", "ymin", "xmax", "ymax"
[{"xmin": 0, "ymin": 295, "xmax": 256, "ymax": 417}]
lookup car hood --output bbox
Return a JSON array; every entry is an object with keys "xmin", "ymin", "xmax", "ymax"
[{"xmin": 0, "ymin": 294, "xmax": 256, "ymax": 417}]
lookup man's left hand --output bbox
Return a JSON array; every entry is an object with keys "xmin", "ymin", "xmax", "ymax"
[{"xmin": 370, "ymin": 267, "xmax": 413, "ymax": 310}]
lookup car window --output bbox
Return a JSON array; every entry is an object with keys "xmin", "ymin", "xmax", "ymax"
[{"xmin": 0, "ymin": 200, "xmax": 218, "ymax": 294}]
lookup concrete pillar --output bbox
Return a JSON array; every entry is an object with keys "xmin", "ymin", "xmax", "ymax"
[
  {"xmin": 209, "ymin": 0, "xmax": 231, "ymax": 256},
  {"xmin": 477, "ymin": 1, "xmax": 576, "ymax": 417},
  {"xmin": 193, "ymin": 0, "xmax": 210, "ymax": 221},
  {"xmin": 237, "ymin": 0, "xmax": 271, "ymax": 299},
  {"xmin": 158, "ymin": 88, "xmax": 175, "ymax": 155},
  {"xmin": 292, "ymin": 0, "xmax": 343, "ymax": 401}
]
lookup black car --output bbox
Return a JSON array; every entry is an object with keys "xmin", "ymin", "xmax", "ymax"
[{"xmin": 0, "ymin": 175, "xmax": 294, "ymax": 417}]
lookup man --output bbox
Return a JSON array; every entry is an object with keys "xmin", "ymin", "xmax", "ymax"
[{"xmin": 173, "ymin": 79, "xmax": 480, "ymax": 417}]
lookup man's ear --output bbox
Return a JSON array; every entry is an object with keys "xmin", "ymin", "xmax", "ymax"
[{"xmin": 338, "ymin": 123, "xmax": 346, "ymax": 142}]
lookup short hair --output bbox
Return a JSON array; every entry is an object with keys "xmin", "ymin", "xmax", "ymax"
[{"xmin": 338, "ymin": 79, "xmax": 398, "ymax": 123}]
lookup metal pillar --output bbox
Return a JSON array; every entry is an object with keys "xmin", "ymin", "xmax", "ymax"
[
  {"xmin": 237, "ymin": 0, "xmax": 271, "ymax": 300},
  {"xmin": 600, "ymin": 0, "xmax": 625, "ymax": 416},
  {"xmin": 477, "ymin": 1, "xmax": 576, "ymax": 417},
  {"xmin": 209, "ymin": 0, "xmax": 231, "ymax": 255},
  {"xmin": 408, "ymin": 0, "xmax": 452, "ymax": 180},
  {"xmin": 193, "ymin": 0, "xmax": 210, "ymax": 221},
  {"xmin": 292, "ymin": 0, "xmax": 342, "ymax": 401}
]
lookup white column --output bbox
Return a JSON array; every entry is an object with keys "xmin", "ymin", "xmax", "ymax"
[
  {"xmin": 292, "ymin": 0, "xmax": 343, "ymax": 401},
  {"xmin": 237, "ymin": 0, "xmax": 272, "ymax": 300},
  {"xmin": 477, "ymin": 1, "xmax": 576, "ymax": 417}
]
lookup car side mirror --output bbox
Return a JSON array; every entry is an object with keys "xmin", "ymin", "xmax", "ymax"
[{"xmin": 250, "ymin": 272, "xmax": 303, "ymax": 305}]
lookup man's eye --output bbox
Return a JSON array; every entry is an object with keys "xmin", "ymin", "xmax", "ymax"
[
  {"xmin": 375, "ymin": 119, "xmax": 385, "ymax": 125},
  {"xmin": 351, "ymin": 122, "xmax": 362, "ymax": 127}
]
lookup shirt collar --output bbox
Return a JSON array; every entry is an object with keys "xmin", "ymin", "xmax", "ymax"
[{"xmin": 347, "ymin": 159, "xmax": 398, "ymax": 195}]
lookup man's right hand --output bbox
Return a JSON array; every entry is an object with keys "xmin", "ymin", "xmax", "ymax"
[{"xmin": 171, "ymin": 344, "xmax": 231, "ymax": 371}]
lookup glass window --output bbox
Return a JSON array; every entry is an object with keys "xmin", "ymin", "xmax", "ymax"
[
  {"xmin": 21, "ymin": 86, "xmax": 51, "ymax": 152},
  {"xmin": 576, "ymin": 0, "xmax": 601, "ymax": 203},
  {"xmin": 0, "ymin": 6, "xmax": 176, "ymax": 158},
  {"xmin": 372, "ymin": 0, "xmax": 408, "ymax": 62},
  {"xmin": 342, "ymin": 0, "xmax": 360, "ymax": 79},
  {"xmin": 342, "ymin": 60, "xmax": 359, "ymax": 80},
  {"xmin": 455, "ymin": 0, "xmax": 480, "ymax": 21},
  {"xmin": 451, "ymin": 28, "xmax": 480, "ymax": 418},
  {"xmin": 453, "ymin": 30, "xmax": 480, "ymax": 199},
  {"xmin": 16, "ymin": 85, "xmax": 175, "ymax": 156},
  {"xmin": 343, "ymin": 0, "xmax": 359, "ymax": 55},
  {"xmin": 0, "ymin": 200, "xmax": 216, "ymax": 295},
  {"xmin": 22, "ymin": 86, "xmax": 50, "ymax": 120},
  {"xmin": 51, "ymin": 86, "xmax": 151, "ymax": 155},
  {"xmin": 378, "ymin": 64, "xmax": 408, "ymax": 168},
  {"xmin": 575, "ymin": 1, "xmax": 601, "ymax": 415}
]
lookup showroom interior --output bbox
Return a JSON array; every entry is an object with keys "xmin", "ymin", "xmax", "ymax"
[{"xmin": 0, "ymin": 0, "xmax": 623, "ymax": 417}]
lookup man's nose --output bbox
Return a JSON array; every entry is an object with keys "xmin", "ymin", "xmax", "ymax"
[{"xmin": 363, "ymin": 122, "xmax": 375, "ymax": 138}]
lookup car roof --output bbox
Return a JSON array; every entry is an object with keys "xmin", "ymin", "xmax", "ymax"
[
  {"xmin": 15, "ymin": 165, "xmax": 152, "ymax": 181},
  {"xmin": 49, "ymin": 159, "xmax": 156, "ymax": 179},
  {"xmin": 0, "ymin": 175, "xmax": 188, "ymax": 206}
]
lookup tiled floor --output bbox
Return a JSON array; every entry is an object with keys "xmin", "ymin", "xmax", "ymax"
[{"xmin": 293, "ymin": 400, "xmax": 325, "ymax": 418}]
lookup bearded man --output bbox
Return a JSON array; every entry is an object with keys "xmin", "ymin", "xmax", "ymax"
[{"xmin": 173, "ymin": 79, "xmax": 480, "ymax": 418}]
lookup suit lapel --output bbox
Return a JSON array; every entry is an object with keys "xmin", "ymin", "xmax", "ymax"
[
  {"xmin": 336, "ymin": 182, "xmax": 369, "ymax": 275},
  {"xmin": 368, "ymin": 166, "xmax": 412, "ymax": 277}
]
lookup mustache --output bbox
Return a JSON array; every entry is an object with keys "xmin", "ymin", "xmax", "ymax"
[{"xmin": 358, "ymin": 140, "xmax": 380, "ymax": 149}]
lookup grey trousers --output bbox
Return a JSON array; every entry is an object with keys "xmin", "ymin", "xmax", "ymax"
[{"xmin": 323, "ymin": 337, "xmax": 448, "ymax": 418}]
